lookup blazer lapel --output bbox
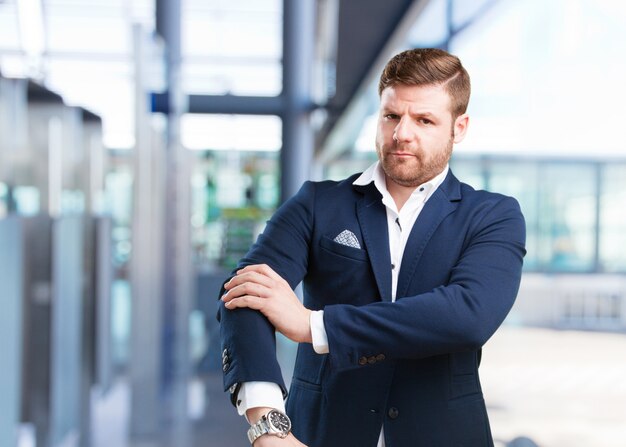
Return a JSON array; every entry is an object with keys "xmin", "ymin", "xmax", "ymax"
[
  {"xmin": 355, "ymin": 183, "xmax": 393, "ymax": 302},
  {"xmin": 396, "ymin": 172, "xmax": 461, "ymax": 298}
]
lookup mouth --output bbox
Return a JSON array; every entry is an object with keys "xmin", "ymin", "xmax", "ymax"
[{"xmin": 389, "ymin": 152, "xmax": 416, "ymax": 158}]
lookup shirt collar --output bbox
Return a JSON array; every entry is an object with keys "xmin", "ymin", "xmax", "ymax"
[{"xmin": 353, "ymin": 161, "xmax": 449, "ymax": 205}]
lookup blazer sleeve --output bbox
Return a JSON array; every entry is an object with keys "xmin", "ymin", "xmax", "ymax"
[
  {"xmin": 323, "ymin": 195, "xmax": 526, "ymax": 371},
  {"xmin": 218, "ymin": 181, "xmax": 315, "ymax": 397}
]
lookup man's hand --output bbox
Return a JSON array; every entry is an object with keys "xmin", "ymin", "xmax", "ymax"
[
  {"xmin": 253, "ymin": 433, "xmax": 308, "ymax": 447},
  {"xmin": 247, "ymin": 407, "xmax": 308, "ymax": 447},
  {"xmin": 221, "ymin": 264, "xmax": 312, "ymax": 344}
]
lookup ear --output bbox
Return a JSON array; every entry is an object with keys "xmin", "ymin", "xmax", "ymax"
[{"xmin": 452, "ymin": 113, "xmax": 469, "ymax": 144}]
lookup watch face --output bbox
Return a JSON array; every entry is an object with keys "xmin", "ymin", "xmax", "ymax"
[{"xmin": 267, "ymin": 410, "xmax": 291, "ymax": 434}]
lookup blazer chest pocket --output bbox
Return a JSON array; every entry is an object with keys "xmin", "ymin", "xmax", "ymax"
[{"xmin": 319, "ymin": 236, "xmax": 368, "ymax": 262}]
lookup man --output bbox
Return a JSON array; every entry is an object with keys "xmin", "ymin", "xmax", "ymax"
[{"xmin": 219, "ymin": 48, "xmax": 526, "ymax": 447}]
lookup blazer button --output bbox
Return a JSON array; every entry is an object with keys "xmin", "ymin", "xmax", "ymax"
[
  {"xmin": 222, "ymin": 355, "xmax": 230, "ymax": 365},
  {"xmin": 222, "ymin": 348, "xmax": 228, "ymax": 358},
  {"xmin": 223, "ymin": 362, "xmax": 230, "ymax": 372},
  {"xmin": 376, "ymin": 354, "xmax": 385, "ymax": 361},
  {"xmin": 367, "ymin": 356, "xmax": 377, "ymax": 364},
  {"xmin": 358, "ymin": 356, "xmax": 368, "ymax": 365},
  {"xmin": 388, "ymin": 407, "xmax": 399, "ymax": 419}
]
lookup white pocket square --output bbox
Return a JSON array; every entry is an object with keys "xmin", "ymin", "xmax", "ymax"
[{"xmin": 333, "ymin": 230, "xmax": 361, "ymax": 249}]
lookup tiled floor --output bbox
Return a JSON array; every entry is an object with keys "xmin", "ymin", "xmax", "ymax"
[
  {"xmin": 91, "ymin": 374, "xmax": 245, "ymax": 447},
  {"xmin": 482, "ymin": 326, "xmax": 626, "ymax": 447},
  {"xmin": 90, "ymin": 326, "xmax": 626, "ymax": 447}
]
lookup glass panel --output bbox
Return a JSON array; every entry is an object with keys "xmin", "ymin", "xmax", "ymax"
[
  {"xmin": 488, "ymin": 160, "xmax": 540, "ymax": 271},
  {"xmin": 0, "ymin": 182, "xmax": 7, "ymax": 218},
  {"xmin": 3, "ymin": 0, "xmax": 153, "ymax": 147},
  {"xmin": 45, "ymin": 59, "xmax": 134, "ymax": 149},
  {"xmin": 13, "ymin": 186, "xmax": 40, "ymax": 215},
  {"xmin": 0, "ymin": 217, "xmax": 23, "ymax": 447},
  {"xmin": 182, "ymin": 60, "xmax": 281, "ymax": 96},
  {"xmin": 182, "ymin": 0, "xmax": 282, "ymax": 96},
  {"xmin": 449, "ymin": 156, "xmax": 486, "ymax": 190},
  {"xmin": 181, "ymin": 114, "xmax": 281, "ymax": 151},
  {"xmin": 111, "ymin": 279, "xmax": 131, "ymax": 367},
  {"xmin": 324, "ymin": 155, "xmax": 376, "ymax": 181},
  {"xmin": 104, "ymin": 163, "xmax": 133, "ymax": 279},
  {"xmin": 190, "ymin": 150, "xmax": 278, "ymax": 268},
  {"xmin": 183, "ymin": 9, "xmax": 281, "ymax": 59},
  {"xmin": 46, "ymin": 16, "xmax": 130, "ymax": 54},
  {"xmin": 599, "ymin": 164, "xmax": 626, "ymax": 272},
  {"xmin": 452, "ymin": 0, "xmax": 626, "ymax": 158},
  {"xmin": 0, "ymin": 2, "xmax": 21, "ymax": 50},
  {"xmin": 50, "ymin": 216, "xmax": 84, "ymax": 444},
  {"xmin": 536, "ymin": 163, "xmax": 597, "ymax": 272}
]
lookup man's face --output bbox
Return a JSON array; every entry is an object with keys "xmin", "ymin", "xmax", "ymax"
[{"xmin": 375, "ymin": 83, "xmax": 468, "ymax": 188}]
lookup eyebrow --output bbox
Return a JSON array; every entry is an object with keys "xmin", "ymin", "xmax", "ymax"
[
  {"xmin": 412, "ymin": 111, "xmax": 436, "ymax": 119},
  {"xmin": 381, "ymin": 107, "xmax": 436, "ymax": 117}
]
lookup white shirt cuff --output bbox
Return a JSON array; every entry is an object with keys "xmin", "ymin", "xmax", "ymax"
[
  {"xmin": 236, "ymin": 382, "xmax": 285, "ymax": 420},
  {"xmin": 310, "ymin": 310, "xmax": 329, "ymax": 354}
]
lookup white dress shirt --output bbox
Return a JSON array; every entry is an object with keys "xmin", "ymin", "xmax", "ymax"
[{"xmin": 237, "ymin": 162, "xmax": 449, "ymax": 446}]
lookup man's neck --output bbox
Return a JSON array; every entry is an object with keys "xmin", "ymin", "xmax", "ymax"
[{"xmin": 386, "ymin": 178, "xmax": 417, "ymax": 212}]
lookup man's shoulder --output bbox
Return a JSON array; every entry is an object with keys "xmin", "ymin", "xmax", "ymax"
[
  {"xmin": 300, "ymin": 173, "xmax": 363, "ymax": 196},
  {"xmin": 456, "ymin": 180, "xmax": 522, "ymax": 218}
]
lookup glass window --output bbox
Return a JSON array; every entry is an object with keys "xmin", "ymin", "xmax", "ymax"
[
  {"xmin": 181, "ymin": 114, "xmax": 281, "ymax": 151},
  {"xmin": 190, "ymin": 150, "xmax": 278, "ymax": 268},
  {"xmin": 488, "ymin": 160, "xmax": 540, "ymax": 271},
  {"xmin": 0, "ymin": 182, "xmax": 7, "ymax": 218},
  {"xmin": 535, "ymin": 163, "xmax": 597, "ymax": 272},
  {"xmin": 182, "ymin": 60, "xmax": 281, "ymax": 96},
  {"xmin": 0, "ymin": 0, "xmax": 154, "ymax": 148},
  {"xmin": 46, "ymin": 15, "xmax": 130, "ymax": 54},
  {"xmin": 450, "ymin": 0, "xmax": 626, "ymax": 158},
  {"xmin": 599, "ymin": 164, "xmax": 626, "ymax": 272},
  {"xmin": 0, "ymin": 2, "xmax": 21, "ymax": 51},
  {"xmin": 182, "ymin": 0, "xmax": 282, "ymax": 97},
  {"xmin": 45, "ymin": 59, "xmax": 134, "ymax": 148},
  {"xmin": 13, "ymin": 185, "xmax": 40, "ymax": 215},
  {"xmin": 449, "ymin": 156, "xmax": 486, "ymax": 190}
]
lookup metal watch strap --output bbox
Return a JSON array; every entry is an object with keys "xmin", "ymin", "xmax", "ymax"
[
  {"xmin": 247, "ymin": 410, "xmax": 291, "ymax": 444},
  {"xmin": 247, "ymin": 417, "xmax": 270, "ymax": 444}
]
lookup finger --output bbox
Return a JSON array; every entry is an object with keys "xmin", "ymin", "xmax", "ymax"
[
  {"xmin": 224, "ymin": 295, "xmax": 265, "ymax": 310},
  {"xmin": 222, "ymin": 281, "xmax": 270, "ymax": 302},
  {"xmin": 239, "ymin": 264, "xmax": 285, "ymax": 283},
  {"xmin": 225, "ymin": 270, "xmax": 275, "ymax": 290},
  {"xmin": 224, "ymin": 270, "xmax": 269, "ymax": 290}
]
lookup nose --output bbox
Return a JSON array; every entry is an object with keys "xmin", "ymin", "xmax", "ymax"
[{"xmin": 393, "ymin": 117, "xmax": 413, "ymax": 143}]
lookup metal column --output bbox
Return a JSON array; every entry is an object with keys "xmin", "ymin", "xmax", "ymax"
[
  {"xmin": 158, "ymin": 0, "xmax": 193, "ymax": 444},
  {"xmin": 280, "ymin": 0, "xmax": 317, "ymax": 203},
  {"xmin": 0, "ymin": 217, "xmax": 23, "ymax": 447},
  {"xmin": 130, "ymin": 24, "xmax": 165, "ymax": 441}
]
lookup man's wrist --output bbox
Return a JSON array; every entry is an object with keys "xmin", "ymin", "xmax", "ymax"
[
  {"xmin": 246, "ymin": 408, "xmax": 292, "ymax": 444},
  {"xmin": 246, "ymin": 406, "xmax": 274, "ymax": 424},
  {"xmin": 303, "ymin": 309, "xmax": 313, "ymax": 343},
  {"xmin": 237, "ymin": 382, "xmax": 286, "ymax": 418}
]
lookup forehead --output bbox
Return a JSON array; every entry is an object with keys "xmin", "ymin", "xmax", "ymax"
[{"xmin": 379, "ymin": 83, "xmax": 452, "ymax": 113}]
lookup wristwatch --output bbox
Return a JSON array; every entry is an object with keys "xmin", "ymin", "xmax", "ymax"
[{"xmin": 247, "ymin": 409, "xmax": 292, "ymax": 444}]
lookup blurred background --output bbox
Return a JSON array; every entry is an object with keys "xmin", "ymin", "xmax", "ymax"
[{"xmin": 1, "ymin": 0, "xmax": 626, "ymax": 446}]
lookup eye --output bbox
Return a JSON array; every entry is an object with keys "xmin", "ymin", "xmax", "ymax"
[
  {"xmin": 418, "ymin": 118, "xmax": 433, "ymax": 125},
  {"xmin": 384, "ymin": 113, "xmax": 399, "ymax": 120}
]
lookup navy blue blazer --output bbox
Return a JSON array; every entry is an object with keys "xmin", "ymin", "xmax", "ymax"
[{"xmin": 219, "ymin": 170, "xmax": 526, "ymax": 447}]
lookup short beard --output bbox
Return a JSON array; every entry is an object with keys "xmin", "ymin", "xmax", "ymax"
[{"xmin": 377, "ymin": 135, "xmax": 454, "ymax": 187}]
